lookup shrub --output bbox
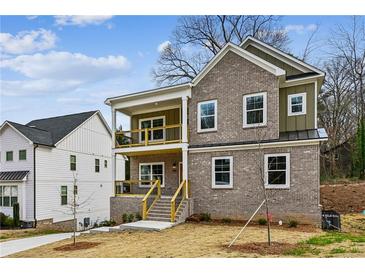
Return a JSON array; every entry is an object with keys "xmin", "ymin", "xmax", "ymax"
[
  {"xmin": 199, "ymin": 213, "xmax": 211, "ymax": 222},
  {"xmin": 222, "ymin": 218, "xmax": 231, "ymax": 224},
  {"xmin": 288, "ymin": 220, "xmax": 298, "ymax": 228},
  {"xmin": 258, "ymin": 218, "xmax": 267, "ymax": 225},
  {"xmin": 13, "ymin": 203, "xmax": 20, "ymax": 227},
  {"xmin": 127, "ymin": 213, "xmax": 135, "ymax": 223},
  {"xmin": 122, "ymin": 213, "xmax": 128, "ymax": 223},
  {"xmin": 135, "ymin": 213, "xmax": 142, "ymax": 221},
  {"xmin": 0, "ymin": 213, "xmax": 14, "ymax": 228},
  {"xmin": 99, "ymin": 220, "xmax": 116, "ymax": 227}
]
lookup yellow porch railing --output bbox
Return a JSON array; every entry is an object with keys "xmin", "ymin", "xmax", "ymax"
[
  {"xmin": 170, "ymin": 179, "xmax": 188, "ymax": 222},
  {"xmin": 142, "ymin": 179, "xmax": 161, "ymax": 220},
  {"xmin": 115, "ymin": 124, "xmax": 182, "ymax": 148}
]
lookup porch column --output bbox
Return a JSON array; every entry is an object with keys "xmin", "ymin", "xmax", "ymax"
[
  {"xmin": 182, "ymin": 147, "xmax": 188, "ymax": 197},
  {"xmin": 111, "ymin": 108, "xmax": 117, "ymax": 194},
  {"xmin": 182, "ymin": 96, "xmax": 188, "ymax": 143}
]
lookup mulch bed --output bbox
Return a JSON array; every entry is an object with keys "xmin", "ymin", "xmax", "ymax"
[
  {"xmin": 226, "ymin": 241, "xmax": 299, "ymax": 255},
  {"xmin": 54, "ymin": 241, "xmax": 100, "ymax": 251}
]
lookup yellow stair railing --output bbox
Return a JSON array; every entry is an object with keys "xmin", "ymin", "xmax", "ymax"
[
  {"xmin": 142, "ymin": 179, "xmax": 161, "ymax": 220},
  {"xmin": 170, "ymin": 179, "xmax": 188, "ymax": 222}
]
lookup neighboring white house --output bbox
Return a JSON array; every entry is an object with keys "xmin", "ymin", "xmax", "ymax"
[{"xmin": 0, "ymin": 110, "xmax": 125, "ymax": 230}]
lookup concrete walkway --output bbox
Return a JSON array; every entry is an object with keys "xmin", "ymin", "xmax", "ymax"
[
  {"xmin": 116, "ymin": 220, "xmax": 175, "ymax": 231},
  {"xmin": 0, "ymin": 232, "xmax": 80, "ymax": 257}
]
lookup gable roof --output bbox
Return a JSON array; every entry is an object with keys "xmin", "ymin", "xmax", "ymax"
[
  {"xmin": 1, "ymin": 110, "xmax": 102, "ymax": 147},
  {"xmin": 240, "ymin": 36, "xmax": 325, "ymax": 76},
  {"xmin": 191, "ymin": 42, "xmax": 286, "ymax": 86}
]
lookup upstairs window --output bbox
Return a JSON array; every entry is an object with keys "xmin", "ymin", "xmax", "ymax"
[
  {"xmin": 61, "ymin": 186, "xmax": 68, "ymax": 205},
  {"xmin": 70, "ymin": 155, "xmax": 76, "ymax": 171},
  {"xmin": 139, "ymin": 116, "xmax": 165, "ymax": 142},
  {"xmin": 6, "ymin": 151, "xmax": 13, "ymax": 161},
  {"xmin": 264, "ymin": 153, "xmax": 290, "ymax": 189},
  {"xmin": 212, "ymin": 156, "xmax": 233, "ymax": 188},
  {"xmin": 288, "ymin": 93, "xmax": 306, "ymax": 116},
  {"xmin": 197, "ymin": 100, "xmax": 217, "ymax": 132},
  {"xmin": 243, "ymin": 92, "xmax": 267, "ymax": 127},
  {"xmin": 19, "ymin": 150, "xmax": 27, "ymax": 160},
  {"xmin": 95, "ymin": 159, "xmax": 100, "ymax": 173},
  {"xmin": 104, "ymin": 160, "xmax": 108, "ymax": 168}
]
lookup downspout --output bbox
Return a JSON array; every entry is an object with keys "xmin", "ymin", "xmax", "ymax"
[{"xmin": 33, "ymin": 144, "xmax": 38, "ymax": 227}]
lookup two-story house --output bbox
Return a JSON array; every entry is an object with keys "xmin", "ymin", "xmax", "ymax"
[
  {"xmin": 105, "ymin": 36, "xmax": 328, "ymax": 225},
  {"xmin": 0, "ymin": 110, "xmax": 125, "ymax": 230}
]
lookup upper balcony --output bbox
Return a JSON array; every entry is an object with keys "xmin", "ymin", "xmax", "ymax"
[{"xmin": 105, "ymin": 83, "xmax": 191, "ymax": 155}]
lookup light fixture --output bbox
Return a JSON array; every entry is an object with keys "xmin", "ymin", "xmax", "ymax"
[{"xmin": 172, "ymin": 162, "xmax": 177, "ymax": 171}]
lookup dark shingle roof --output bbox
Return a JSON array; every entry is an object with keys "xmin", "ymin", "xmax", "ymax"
[
  {"xmin": 5, "ymin": 111, "xmax": 98, "ymax": 146},
  {"xmin": 286, "ymin": 72, "xmax": 318, "ymax": 81},
  {"xmin": 189, "ymin": 128, "xmax": 328, "ymax": 149},
  {"xmin": 0, "ymin": 170, "xmax": 30, "ymax": 181}
]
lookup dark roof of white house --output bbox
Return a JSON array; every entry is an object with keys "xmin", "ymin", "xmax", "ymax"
[{"xmin": 5, "ymin": 111, "xmax": 98, "ymax": 146}]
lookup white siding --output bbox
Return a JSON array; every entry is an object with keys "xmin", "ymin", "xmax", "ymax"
[
  {"xmin": 35, "ymin": 114, "xmax": 124, "ymax": 228},
  {"xmin": 0, "ymin": 125, "xmax": 34, "ymax": 221}
]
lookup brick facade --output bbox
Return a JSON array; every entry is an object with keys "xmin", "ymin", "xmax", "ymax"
[
  {"xmin": 110, "ymin": 196, "xmax": 142, "ymax": 224},
  {"xmin": 129, "ymin": 152, "xmax": 182, "ymax": 196},
  {"xmin": 36, "ymin": 218, "xmax": 75, "ymax": 231},
  {"xmin": 188, "ymin": 144, "xmax": 321, "ymax": 225},
  {"xmin": 189, "ymin": 51, "xmax": 280, "ymax": 146}
]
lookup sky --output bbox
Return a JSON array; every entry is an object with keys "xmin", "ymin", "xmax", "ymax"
[{"xmin": 0, "ymin": 15, "xmax": 354, "ymax": 129}]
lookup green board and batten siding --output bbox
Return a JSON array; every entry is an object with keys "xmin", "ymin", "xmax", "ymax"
[
  {"xmin": 279, "ymin": 83, "xmax": 315, "ymax": 132},
  {"xmin": 245, "ymin": 45, "xmax": 302, "ymax": 77}
]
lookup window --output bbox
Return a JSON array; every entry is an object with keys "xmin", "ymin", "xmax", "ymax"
[
  {"xmin": 0, "ymin": 186, "xmax": 18, "ymax": 207},
  {"xmin": 264, "ymin": 153, "xmax": 290, "ymax": 189},
  {"xmin": 6, "ymin": 151, "xmax": 13, "ymax": 161},
  {"xmin": 288, "ymin": 93, "xmax": 306, "ymax": 116},
  {"xmin": 70, "ymin": 155, "xmax": 76, "ymax": 171},
  {"xmin": 139, "ymin": 163, "xmax": 164, "ymax": 188},
  {"xmin": 212, "ymin": 156, "xmax": 233, "ymax": 188},
  {"xmin": 95, "ymin": 159, "xmax": 100, "ymax": 173},
  {"xmin": 104, "ymin": 160, "xmax": 108, "ymax": 168},
  {"xmin": 243, "ymin": 92, "xmax": 267, "ymax": 127},
  {"xmin": 139, "ymin": 116, "xmax": 165, "ymax": 143},
  {"xmin": 197, "ymin": 100, "xmax": 217, "ymax": 132},
  {"xmin": 19, "ymin": 150, "xmax": 27, "ymax": 160},
  {"xmin": 61, "ymin": 186, "xmax": 67, "ymax": 205}
]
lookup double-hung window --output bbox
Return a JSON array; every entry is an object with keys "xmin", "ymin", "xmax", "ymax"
[
  {"xmin": 288, "ymin": 93, "xmax": 306, "ymax": 116},
  {"xmin": 243, "ymin": 92, "xmax": 267, "ymax": 127},
  {"xmin": 61, "ymin": 186, "xmax": 68, "ymax": 205},
  {"xmin": 95, "ymin": 159, "xmax": 100, "ymax": 173},
  {"xmin": 264, "ymin": 153, "xmax": 290, "ymax": 189},
  {"xmin": 212, "ymin": 156, "xmax": 233, "ymax": 189},
  {"xmin": 70, "ymin": 155, "xmax": 76, "ymax": 171},
  {"xmin": 197, "ymin": 100, "xmax": 217, "ymax": 132},
  {"xmin": 0, "ymin": 186, "xmax": 18, "ymax": 207},
  {"xmin": 139, "ymin": 163, "xmax": 164, "ymax": 188},
  {"xmin": 6, "ymin": 151, "xmax": 13, "ymax": 161},
  {"xmin": 139, "ymin": 116, "xmax": 165, "ymax": 143},
  {"xmin": 19, "ymin": 150, "xmax": 27, "ymax": 160}
]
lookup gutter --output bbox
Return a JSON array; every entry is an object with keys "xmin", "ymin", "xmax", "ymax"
[{"xmin": 33, "ymin": 144, "xmax": 38, "ymax": 227}]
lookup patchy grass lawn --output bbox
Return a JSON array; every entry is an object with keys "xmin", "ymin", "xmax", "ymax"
[
  {"xmin": 6, "ymin": 214, "xmax": 365, "ymax": 258},
  {"xmin": 0, "ymin": 228, "xmax": 62, "ymax": 242}
]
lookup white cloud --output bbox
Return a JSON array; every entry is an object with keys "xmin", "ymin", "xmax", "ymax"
[
  {"xmin": 54, "ymin": 16, "xmax": 113, "ymax": 27},
  {"xmin": 0, "ymin": 29, "xmax": 57, "ymax": 55},
  {"xmin": 157, "ymin": 40, "xmax": 171, "ymax": 53},
  {"xmin": 285, "ymin": 24, "xmax": 318, "ymax": 34},
  {"xmin": 1, "ymin": 51, "xmax": 130, "ymax": 96}
]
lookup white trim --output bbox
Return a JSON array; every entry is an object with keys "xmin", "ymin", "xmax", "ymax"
[
  {"xmin": 113, "ymin": 142, "xmax": 188, "ymax": 155},
  {"xmin": 211, "ymin": 156, "xmax": 233, "ymax": 189},
  {"xmin": 192, "ymin": 43, "xmax": 285, "ymax": 86},
  {"xmin": 240, "ymin": 36, "xmax": 325, "ymax": 76},
  {"xmin": 314, "ymin": 81, "xmax": 318, "ymax": 128},
  {"xmin": 131, "ymin": 104, "xmax": 181, "ymax": 115},
  {"xmin": 264, "ymin": 153, "xmax": 290, "ymax": 189},
  {"xmin": 0, "ymin": 122, "xmax": 33, "ymax": 145},
  {"xmin": 105, "ymin": 83, "xmax": 192, "ymax": 105},
  {"xmin": 189, "ymin": 139, "xmax": 326, "ymax": 153},
  {"xmin": 138, "ymin": 116, "xmax": 166, "ymax": 143},
  {"xmin": 243, "ymin": 92, "xmax": 267, "ymax": 128},
  {"xmin": 138, "ymin": 162, "xmax": 165, "ymax": 188},
  {"xmin": 288, "ymin": 92, "xmax": 307, "ymax": 116},
  {"xmin": 281, "ymin": 75, "xmax": 324, "ymax": 88},
  {"xmin": 197, "ymin": 99, "xmax": 218, "ymax": 133}
]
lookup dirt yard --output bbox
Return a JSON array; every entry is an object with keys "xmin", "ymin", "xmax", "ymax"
[
  {"xmin": 320, "ymin": 182, "xmax": 365, "ymax": 213},
  {"xmin": 7, "ymin": 218, "xmax": 365, "ymax": 258}
]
